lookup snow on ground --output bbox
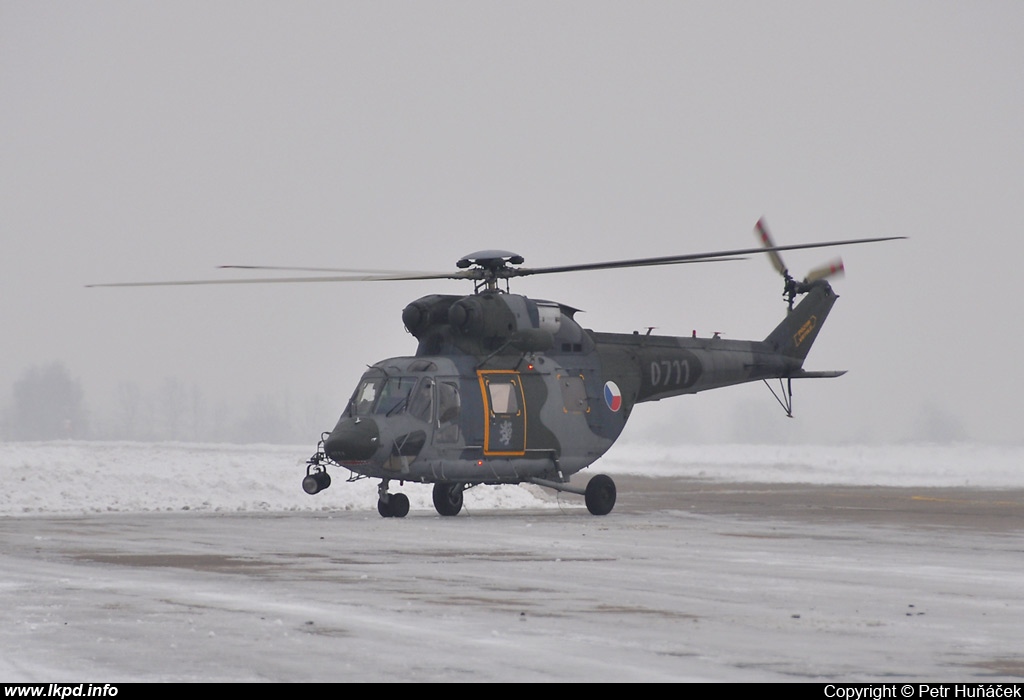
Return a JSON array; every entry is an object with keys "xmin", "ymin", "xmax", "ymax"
[{"xmin": 1, "ymin": 441, "xmax": 1022, "ymax": 516}]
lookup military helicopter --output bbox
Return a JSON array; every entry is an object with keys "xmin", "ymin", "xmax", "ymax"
[{"xmin": 90, "ymin": 220, "xmax": 901, "ymax": 517}]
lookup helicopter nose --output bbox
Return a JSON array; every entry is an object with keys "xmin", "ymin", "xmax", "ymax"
[{"xmin": 324, "ymin": 417, "xmax": 380, "ymax": 462}]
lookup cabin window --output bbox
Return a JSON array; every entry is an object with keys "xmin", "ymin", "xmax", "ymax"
[{"xmin": 487, "ymin": 381, "xmax": 520, "ymax": 415}]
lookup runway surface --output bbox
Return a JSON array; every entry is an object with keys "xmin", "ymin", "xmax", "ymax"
[{"xmin": 2, "ymin": 476, "xmax": 1022, "ymax": 682}]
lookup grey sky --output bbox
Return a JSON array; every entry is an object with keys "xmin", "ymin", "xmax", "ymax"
[{"xmin": 3, "ymin": 2, "xmax": 1022, "ymax": 444}]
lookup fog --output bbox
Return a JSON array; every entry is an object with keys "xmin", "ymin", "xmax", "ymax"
[{"xmin": 3, "ymin": 2, "xmax": 1023, "ymax": 446}]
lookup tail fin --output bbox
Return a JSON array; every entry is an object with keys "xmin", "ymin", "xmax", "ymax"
[{"xmin": 763, "ymin": 281, "xmax": 839, "ymax": 362}]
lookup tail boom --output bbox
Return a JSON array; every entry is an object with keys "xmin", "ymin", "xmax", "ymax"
[{"xmin": 591, "ymin": 281, "xmax": 843, "ymax": 407}]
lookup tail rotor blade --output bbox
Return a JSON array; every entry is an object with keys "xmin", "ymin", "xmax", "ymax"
[
  {"xmin": 755, "ymin": 218, "xmax": 788, "ymax": 276},
  {"xmin": 804, "ymin": 258, "xmax": 845, "ymax": 283}
]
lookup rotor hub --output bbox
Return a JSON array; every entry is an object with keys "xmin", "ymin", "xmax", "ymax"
[{"xmin": 456, "ymin": 250, "xmax": 525, "ymax": 291}]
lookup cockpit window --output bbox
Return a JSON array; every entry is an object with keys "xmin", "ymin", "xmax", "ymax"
[
  {"xmin": 407, "ymin": 378, "xmax": 433, "ymax": 423},
  {"xmin": 376, "ymin": 376, "xmax": 418, "ymax": 415},
  {"xmin": 351, "ymin": 377, "xmax": 384, "ymax": 416},
  {"xmin": 437, "ymin": 381, "xmax": 460, "ymax": 424},
  {"xmin": 350, "ymin": 375, "xmax": 419, "ymax": 416},
  {"xmin": 435, "ymin": 380, "xmax": 460, "ymax": 443}
]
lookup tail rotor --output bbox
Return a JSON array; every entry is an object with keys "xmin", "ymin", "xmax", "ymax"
[
  {"xmin": 755, "ymin": 218, "xmax": 846, "ymax": 310},
  {"xmin": 804, "ymin": 258, "xmax": 845, "ymax": 283}
]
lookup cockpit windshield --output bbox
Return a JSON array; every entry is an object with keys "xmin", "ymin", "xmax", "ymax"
[{"xmin": 349, "ymin": 375, "xmax": 422, "ymax": 417}]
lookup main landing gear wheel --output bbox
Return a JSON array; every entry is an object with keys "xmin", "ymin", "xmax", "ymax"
[
  {"xmin": 377, "ymin": 492, "xmax": 410, "ymax": 518},
  {"xmin": 432, "ymin": 482, "xmax": 464, "ymax": 516},
  {"xmin": 585, "ymin": 474, "xmax": 616, "ymax": 516}
]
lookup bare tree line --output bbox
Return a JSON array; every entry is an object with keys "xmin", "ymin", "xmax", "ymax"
[{"xmin": 1, "ymin": 361, "xmax": 334, "ymax": 444}]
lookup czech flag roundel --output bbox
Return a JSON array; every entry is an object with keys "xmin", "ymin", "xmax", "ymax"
[{"xmin": 603, "ymin": 381, "xmax": 622, "ymax": 412}]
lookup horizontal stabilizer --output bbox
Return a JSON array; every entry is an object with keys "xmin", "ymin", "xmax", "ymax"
[{"xmin": 787, "ymin": 369, "xmax": 847, "ymax": 379}]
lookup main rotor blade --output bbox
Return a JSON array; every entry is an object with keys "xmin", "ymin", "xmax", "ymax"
[
  {"xmin": 88, "ymin": 232, "xmax": 905, "ymax": 288},
  {"xmin": 508, "ymin": 236, "xmax": 904, "ymax": 278},
  {"xmin": 86, "ymin": 270, "xmax": 470, "ymax": 288},
  {"xmin": 510, "ymin": 256, "xmax": 748, "ymax": 277},
  {"xmin": 218, "ymin": 265, "xmax": 443, "ymax": 275}
]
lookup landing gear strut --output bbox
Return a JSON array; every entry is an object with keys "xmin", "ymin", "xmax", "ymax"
[
  {"xmin": 528, "ymin": 473, "xmax": 618, "ymax": 515},
  {"xmin": 377, "ymin": 480, "xmax": 410, "ymax": 518}
]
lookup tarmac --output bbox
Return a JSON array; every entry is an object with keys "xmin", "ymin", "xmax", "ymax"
[{"xmin": 2, "ymin": 476, "xmax": 1022, "ymax": 681}]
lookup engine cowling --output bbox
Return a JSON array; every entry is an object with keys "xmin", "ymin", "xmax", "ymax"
[
  {"xmin": 447, "ymin": 295, "xmax": 516, "ymax": 340},
  {"xmin": 401, "ymin": 292, "xmax": 584, "ymax": 356}
]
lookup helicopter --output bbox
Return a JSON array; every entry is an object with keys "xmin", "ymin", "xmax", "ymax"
[{"xmin": 90, "ymin": 219, "xmax": 902, "ymax": 517}]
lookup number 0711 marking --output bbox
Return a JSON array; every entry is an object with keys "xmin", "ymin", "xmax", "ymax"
[{"xmin": 650, "ymin": 360, "xmax": 690, "ymax": 387}]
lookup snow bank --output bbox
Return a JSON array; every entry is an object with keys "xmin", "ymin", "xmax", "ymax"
[{"xmin": 1, "ymin": 440, "xmax": 1020, "ymax": 516}]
